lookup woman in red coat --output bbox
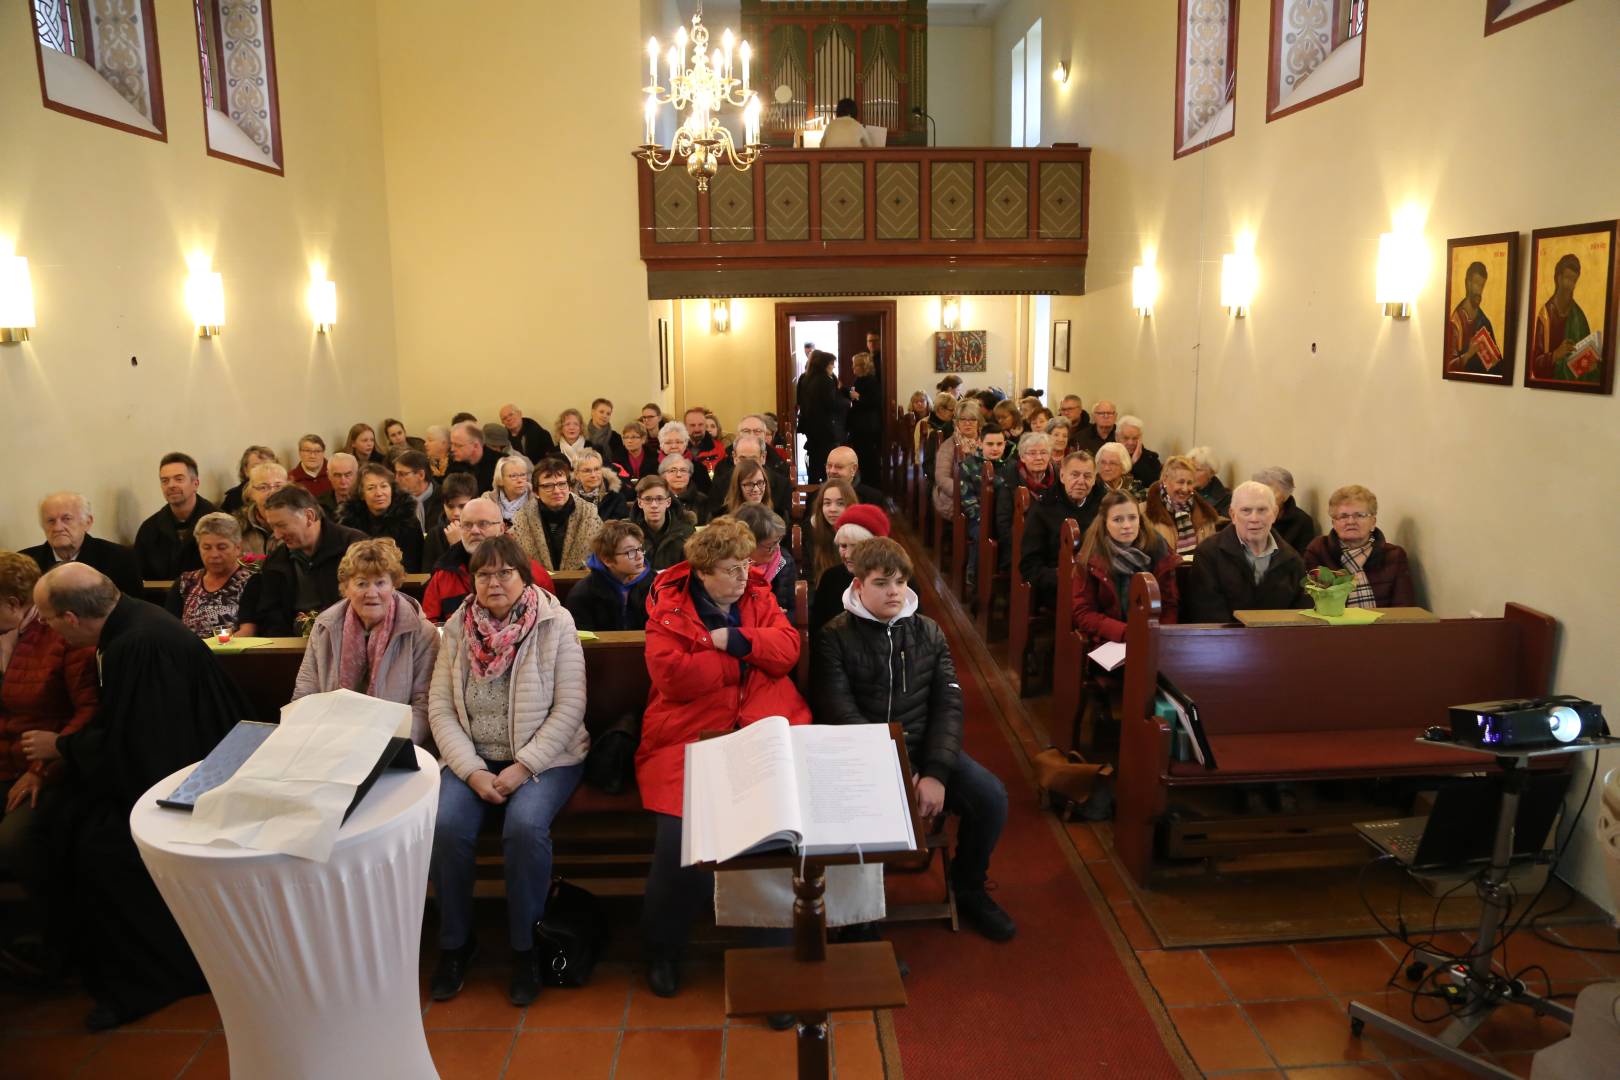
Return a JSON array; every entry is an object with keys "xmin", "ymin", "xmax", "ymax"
[
  {"xmin": 636, "ymin": 516, "xmax": 809, "ymax": 999},
  {"xmin": 1072, "ymin": 491, "xmax": 1182, "ymax": 643}
]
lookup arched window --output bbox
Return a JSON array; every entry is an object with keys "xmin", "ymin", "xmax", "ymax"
[
  {"xmin": 30, "ymin": 0, "xmax": 168, "ymax": 141},
  {"xmin": 193, "ymin": 0, "xmax": 284, "ymax": 174}
]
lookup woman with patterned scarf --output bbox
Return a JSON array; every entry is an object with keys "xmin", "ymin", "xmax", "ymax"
[
  {"xmin": 1072, "ymin": 491, "xmax": 1182, "ymax": 643},
  {"xmin": 1143, "ymin": 455, "xmax": 1225, "ymax": 556},
  {"xmin": 292, "ymin": 538, "xmax": 439, "ymax": 744},
  {"xmin": 426, "ymin": 534, "xmax": 588, "ymax": 1009}
]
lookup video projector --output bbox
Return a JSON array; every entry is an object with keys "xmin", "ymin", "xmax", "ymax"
[{"xmin": 1447, "ymin": 695, "xmax": 1608, "ymax": 749}]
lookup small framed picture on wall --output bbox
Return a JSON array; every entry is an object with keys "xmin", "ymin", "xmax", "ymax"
[
  {"xmin": 1442, "ymin": 232, "xmax": 1518, "ymax": 385},
  {"xmin": 1051, "ymin": 320, "xmax": 1071, "ymax": 373},
  {"xmin": 1523, "ymin": 220, "xmax": 1617, "ymax": 395}
]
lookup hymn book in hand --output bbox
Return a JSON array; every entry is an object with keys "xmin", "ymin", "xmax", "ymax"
[{"xmin": 681, "ymin": 716, "xmax": 918, "ymax": 867}]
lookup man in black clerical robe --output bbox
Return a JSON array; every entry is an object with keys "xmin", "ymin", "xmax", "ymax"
[{"xmin": 22, "ymin": 564, "xmax": 244, "ymax": 1030}]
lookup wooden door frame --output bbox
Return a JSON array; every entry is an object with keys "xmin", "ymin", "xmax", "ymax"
[{"xmin": 774, "ymin": 300, "xmax": 898, "ymax": 480}]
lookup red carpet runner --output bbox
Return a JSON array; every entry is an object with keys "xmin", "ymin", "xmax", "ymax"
[{"xmin": 882, "ymin": 562, "xmax": 1182, "ymax": 1078}]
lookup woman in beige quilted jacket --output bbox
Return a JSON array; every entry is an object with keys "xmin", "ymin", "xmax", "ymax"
[{"xmin": 426, "ymin": 534, "xmax": 588, "ymax": 1009}]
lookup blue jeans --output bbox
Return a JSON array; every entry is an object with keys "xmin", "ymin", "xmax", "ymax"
[
  {"xmin": 941, "ymin": 752, "xmax": 1007, "ymax": 892},
  {"xmin": 431, "ymin": 762, "xmax": 584, "ymax": 951}
]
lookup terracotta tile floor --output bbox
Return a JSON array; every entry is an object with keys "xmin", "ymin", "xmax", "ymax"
[
  {"xmin": 0, "ymin": 959, "xmax": 886, "ymax": 1079},
  {"xmin": 1061, "ymin": 821, "xmax": 1620, "ymax": 1078}
]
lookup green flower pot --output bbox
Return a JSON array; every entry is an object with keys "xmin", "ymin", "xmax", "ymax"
[{"xmin": 1305, "ymin": 580, "xmax": 1354, "ymax": 617}]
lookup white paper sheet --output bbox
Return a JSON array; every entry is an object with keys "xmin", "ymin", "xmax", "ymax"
[
  {"xmin": 177, "ymin": 689, "xmax": 410, "ymax": 862},
  {"xmin": 1088, "ymin": 640, "xmax": 1126, "ymax": 671}
]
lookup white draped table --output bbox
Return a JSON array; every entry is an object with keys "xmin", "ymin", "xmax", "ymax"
[{"xmin": 131, "ymin": 747, "xmax": 440, "ymax": 1080}]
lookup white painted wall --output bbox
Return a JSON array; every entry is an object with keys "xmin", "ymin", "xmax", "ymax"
[{"xmin": 991, "ymin": 0, "xmax": 1620, "ymax": 911}]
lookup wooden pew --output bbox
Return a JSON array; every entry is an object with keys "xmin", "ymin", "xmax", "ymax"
[
  {"xmin": 972, "ymin": 468, "xmax": 1003, "ymax": 640},
  {"xmin": 947, "ymin": 457, "xmax": 969, "ymax": 601},
  {"xmin": 1113, "ymin": 574, "xmax": 1561, "ymax": 886},
  {"xmin": 1004, "ymin": 487, "xmax": 1052, "ymax": 696},
  {"xmin": 1049, "ymin": 518, "xmax": 1085, "ymax": 750},
  {"xmin": 916, "ymin": 429, "xmax": 941, "ymax": 549}
]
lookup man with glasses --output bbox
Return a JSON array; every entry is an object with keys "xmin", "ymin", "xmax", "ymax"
[
  {"xmin": 421, "ymin": 496, "xmax": 555, "ymax": 622},
  {"xmin": 565, "ymin": 520, "xmax": 652, "ymax": 631},
  {"xmin": 1073, "ymin": 399, "xmax": 1119, "ymax": 455},
  {"xmin": 639, "ymin": 403, "xmax": 667, "ymax": 441},
  {"xmin": 1304, "ymin": 485, "xmax": 1414, "ymax": 609},
  {"xmin": 631, "ymin": 475, "xmax": 697, "ymax": 571}
]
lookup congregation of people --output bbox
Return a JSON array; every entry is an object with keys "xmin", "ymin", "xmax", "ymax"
[{"xmin": 0, "ymin": 369, "xmax": 1413, "ymax": 1032}]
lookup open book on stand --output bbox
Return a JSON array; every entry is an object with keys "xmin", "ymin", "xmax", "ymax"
[{"xmin": 681, "ymin": 716, "xmax": 918, "ymax": 867}]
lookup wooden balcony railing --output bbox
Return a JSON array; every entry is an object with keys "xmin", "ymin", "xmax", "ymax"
[{"xmin": 636, "ymin": 145, "xmax": 1090, "ymax": 298}]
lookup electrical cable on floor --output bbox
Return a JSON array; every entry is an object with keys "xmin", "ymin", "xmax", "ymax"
[{"xmin": 1360, "ymin": 760, "xmax": 1606, "ymax": 1030}]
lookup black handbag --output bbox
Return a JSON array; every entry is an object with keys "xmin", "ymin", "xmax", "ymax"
[{"xmin": 533, "ymin": 878, "xmax": 607, "ymax": 987}]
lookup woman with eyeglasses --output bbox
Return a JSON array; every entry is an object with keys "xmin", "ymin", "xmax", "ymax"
[
  {"xmin": 565, "ymin": 520, "xmax": 652, "ymax": 631},
  {"xmin": 656, "ymin": 453, "xmax": 708, "ymax": 526},
  {"xmin": 292, "ymin": 538, "xmax": 439, "ymax": 745},
  {"xmin": 732, "ymin": 503, "xmax": 796, "ymax": 614},
  {"xmin": 721, "ymin": 459, "xmax": 771, "ymax": 516},
  {"xmin": 636, "ymin": 517, "xmax": 810, "ymax": 999},
  {"xmin": 427, "ymin": 533, "xmax": 587, "ymax": 1008},
  {"xmin": 571, "ymin": 448, "xmax": 628, "ymax": 521},
  {"xmin": 1302, "ymin": 485, "xmax": 1413, "ymax": 609},
  {"xmin": 631, "ymin": 475, "xmax": 697, "ymax": 572},
  {"xmin": 511, "ymin": 455, "xmax": 602, "ymax": 573}
]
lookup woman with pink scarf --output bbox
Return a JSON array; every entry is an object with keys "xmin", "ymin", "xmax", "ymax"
[
  {"xmin": 424, "ymin": 534, "xmax": 587, "ymax": 1010},
  {"xmin": 292, "ymin": 537, "xmax": 439, "ymax": 745}
]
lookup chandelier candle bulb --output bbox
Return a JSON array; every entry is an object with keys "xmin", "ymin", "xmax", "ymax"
[
  {"xmin": 739, "ymin": 40, "xmax": 750, "ymax": 92},
  {"xmin": 644, "ymin": 94, "xmax": 657, "ymax": 144},
  {"xmin": 647, "ymin": 37, "xmax": 658, "ymax": 87}
]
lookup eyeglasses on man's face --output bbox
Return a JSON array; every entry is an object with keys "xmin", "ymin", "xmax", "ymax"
[
  {"xmin": 615, "ymin": 546, "xmax": 647, "ymax": 561},
  {"xmin": 535, "ymin": 480, "xmax": 570, "ymax": 492},
  {"xmin": 638, "ymin": 494, "xmax": 671, "ymax": 506}
]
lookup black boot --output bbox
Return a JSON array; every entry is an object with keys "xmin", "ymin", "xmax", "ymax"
[
  {"xmin": 509, "ymin": 948, "xmax": 543, "ymax": 1007},
  {"xmin": 429, "ymin": 938, "xmax": 478, "ymax": 1002},
  {"xmin": 644, "ymin": 952, "xmax": 680, "ymax": 998},
  {"xmin": 957, "ymin": 888, "xmax": 1017, "ymax": 942}
]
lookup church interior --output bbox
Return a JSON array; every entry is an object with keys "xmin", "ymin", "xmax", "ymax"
[{"xmin": 3, "ymin": 1, "xmax": 1620, "ymax": 1077}]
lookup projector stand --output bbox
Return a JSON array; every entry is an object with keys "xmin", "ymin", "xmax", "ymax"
[{"xmin": 1346, "ymin": 742, "xmax": 1607, "ymax": 1078}]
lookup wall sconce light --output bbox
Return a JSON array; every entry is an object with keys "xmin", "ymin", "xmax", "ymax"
[
  {"xmin": 186, "ymin": 262, "xmax": 225, "ymax": 337},
  {"xmin": 1052, "ymin": 61, "xmax": 1069, "ymax": 85},
  {"xmin": 1375, "ymin": 229, "xmax": 1424, "ymax": 319},
  {"xmin": 1221, "ymin": 251, "xmax": 1257, "ymax": 317},
  {"xmin": 308, "ymin": 278, "xmax": 337, "ymax": 333},
  {"xmin": 709, "ymin": 298, "xmax": 731, "ymax": 333},
  {"xmin": 1131, "ymin": 264, "xmax": 1158, "ymax": 317},
  {"xmin": 0, "ymin": 255, "xmax": 35, "ymax": 344},
  {"xmin": 940, "ymin": 296, "xmax": 961, "ymax": 330}
]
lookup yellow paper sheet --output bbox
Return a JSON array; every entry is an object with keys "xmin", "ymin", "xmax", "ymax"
[
  {"xmin": 204, "ymin": 636, "xmax": 280, "ymax": 653},
  {"xmin": 1297, "ymin": 608, "xmax": 1384, "ymax": 626}
]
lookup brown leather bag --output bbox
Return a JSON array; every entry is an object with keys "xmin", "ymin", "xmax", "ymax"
[{"xmin": 1033, "ymin": 748, "xmax": 1113, "ymax": 821}]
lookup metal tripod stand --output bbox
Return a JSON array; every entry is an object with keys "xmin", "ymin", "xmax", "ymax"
[{"xmin": 1345, "ymin": 739, "xmax": 1611, "ymax": 1078}]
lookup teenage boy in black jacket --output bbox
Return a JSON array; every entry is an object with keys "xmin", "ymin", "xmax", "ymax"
[{"xmin": 813, "ymin": 537, "xmax": 1015, "ymax": 942}]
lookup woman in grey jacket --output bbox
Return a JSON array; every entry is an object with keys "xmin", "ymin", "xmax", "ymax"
[
  {"xmin": 292, "ymin": 538, "xmax": 439, "ymax": 746},
  {"xmin": 425, "ymin": 534, "xmax": 588, "ymax": 1009}
]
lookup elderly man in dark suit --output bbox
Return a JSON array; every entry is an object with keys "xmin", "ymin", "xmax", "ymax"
[{"xmin": 20, "ymin": 492, "xmax": 142, "ymax": 597}]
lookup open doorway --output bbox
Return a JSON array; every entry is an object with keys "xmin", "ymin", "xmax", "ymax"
[{"xmin": 774, "ymin": 301, "xmax": 897, "ymax": 485}]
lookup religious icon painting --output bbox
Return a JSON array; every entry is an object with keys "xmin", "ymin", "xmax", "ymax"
[
  {"xmin": 1442, "ymin": 232, "xmax": 1519, "ymax": 386},
  {"xmin": 934, "ymin": 330, "xmax": 987, "ymax": 373},
  {"xmin": 1523, "ymin": 221, "xmax": 1618, "ymax": 395}
]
